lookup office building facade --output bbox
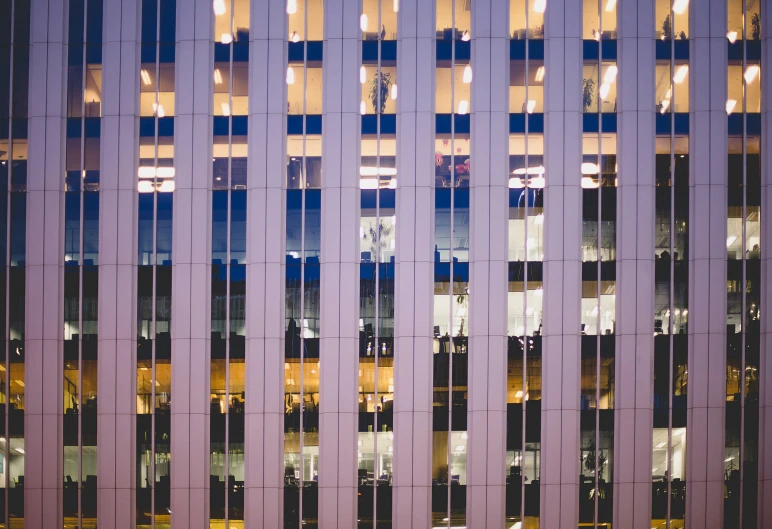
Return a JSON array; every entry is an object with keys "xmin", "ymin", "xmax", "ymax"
[{"xmin": 0, "ymin": 0, "xmax": 770, "ymax": 528}]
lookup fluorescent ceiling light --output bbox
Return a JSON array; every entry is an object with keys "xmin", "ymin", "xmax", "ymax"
[
  {"xmin": 727, "ymin": 31, "xmax": 738, "ymax": 43},
  {"xmin": 286, "ymin": 66, "xmax": 295, "ymax": 85},
  {"xmin": 726, "ymin": 99, "xmax": 737, "ymax": 115},
  {"xmin": 286, "ymin": 0, "xmax": 297, "ymax": 15},
  {"xmin": 213, "ymin": 0, "xmax": 226, "ymax": 16},
  {"xmin": 391, "ymin": 84, "xmax": 398, "ymax": 100},
  {"xmin": 213, "ymin": 69, "xmax": 223, "ymax": 84},
  {"xmin": 726, "ymin": 236, "xmax": 737, "ymax": 247},
  {"xmin": 359, "ymin": 178, "xmax": 378, "ymax": 190},
  {"xmin": 463, "ymin": 65, "xmax": 473, "ymax": 83},
  {"xmin": 138, "ymin": 166, "xmax": 156, "ymax": 178},
  {"xmin": 603, "ymin": 65, "xmax": 617, "ymax": 84},
  {"xmin": 141, "ymin": 69, "xmax": 151, "ymax": 86},
  {"xmin": 744, "ymin": 65, "xmax": 760, "ymax": 83},
  {"xmin": 393, "ymin": 0, "xmax": 399, "ymax": 13},
  {"xmin": 673, "ymin": 65, "xmax": 688, "ymax": 84},
  {"xmin": 533, "ymin": 0, "xmax": 546, "ymax": 13},
  {"xmin": 360, "ymin": 14, "xmax": 368, "ymax": 32},
  {"xmin": 360, "ymin": 65, "xmax": 367, "ymax": 84},
  {"xmin": 660, "ymin": 99, "xmax": 670, "ymax": 114},
  {"xmin": 604, "ymin": 0, "xmax": 616, "ymax": 11},
  {"xmin": 509, "ymin": 177, "xmax": 525, "ymax": 189},
  {"xmin": 360, "ymin": 101, "xmax": 367, "ymax": 115},
  {"xmin": 220, "ymin": 33, "xmax": 232, "ymax": 44},
  {"xmin": 529, "ymin": 176, "xmax": 545, "ymax": 188},
  {"xmin": 359, "ymin": 167, "xmax": 397, "ymax": 177},
  {"xmin": 158, "ymin": 180, "xmax": 175, "ymax": 193},
  {"xmin": 581, "ymin": 176, "xmax": 599, "ymax": 189},
  {"xmin": 535, "ymin": 66, "xmax": 545, "ymax": 82},
  {"xmin": 457, "ymin": 100, "xmax": 469, "ymax": 115},
  {"xmin": 138, "ymin": 181, "xmax": 155, "ymax": 193},
  {"xmin": 221, "ymin": 102, "xmax": 231, "ymax": 116},
  {"xmin": 526, "ymin": 100, "xmax": 536, "ymax": 113},
  {"xmin": 672, "ymin": 0, "xmax": 689, "ymax": 15},
  {"xmin": 581, "ymin": 162, "xmax": 599, "ymax": 175},
  {"xmin": 599, "ymin": 83, "xmax": 610, "ymax": 100},
  {"xmin": 156, "ymin": 167, "xmax": 175, "ymax": 178}
]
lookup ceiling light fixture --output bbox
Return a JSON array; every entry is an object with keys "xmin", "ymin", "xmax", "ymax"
[
  {"xmin": 463, "ymin": 64, "xmax": 473, "ymax": 83},
  {"xmin": 672, "ymin": 0, "xmax": 689, "ymax": 15}
]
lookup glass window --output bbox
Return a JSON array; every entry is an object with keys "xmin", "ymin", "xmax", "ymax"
[
  {"xmin": 436, "ymin": 0, "xmax": 472, "ymax": 39},
  {"xmin": 436, "ymin": 63, "xmax": 471, "ymax": 114},
  {"xmin": 510, "ymin": 59, "xmax": 544, "ymax": 114},
  {"xmin": 287, "ymin": 0, "xmax": 324, "ymax": 41},
  {"xmin": 360, "ymin": 65, "xmax": 397, "ymax": 115},
  {"xmin": 656, "ymin": 0, "xmax": 689, "ymax": 40},
  {"xmin": 728, "ymin": 61, "xmax": 761, "ymax": 114},
  {"xmin": 582, "ymin": 61, "xmax": 617, "ymax": 113},
  {"xmin": 583, "ymin": 0, "xmax": 617, "ymax": 39},
  {"xmin": 510, "ymin": 0, "xmax": 546, "ymax": 39},
  {"xmin": 656, "ymin": 61, "xmax": 690, "ymax": 113},
  {"xmin": 361, "ymin": 0, "xmax": 398, "ymax": 40}
]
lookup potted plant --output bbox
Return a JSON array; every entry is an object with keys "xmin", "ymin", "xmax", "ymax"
[
  {"xmin": 368, "ymin": 72, "xmax": 392, "ymax": 114},
  {"xmin": 662, "ymin": 14, "xmax": 673, "ymax": 40},
  {"xmin": 582, "ymin": 78, "xmax": 595, "ymax": 112},
  {"xmin": 362, "ymin": 218, "xmax": 393, "ymax": 261},
  {"xmin": 751, "ymin": 13, "xmax": 760, "ymax": 40}
]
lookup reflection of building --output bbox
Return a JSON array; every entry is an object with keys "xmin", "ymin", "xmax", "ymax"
[{"xmin": 8, "ymin": 1, "xmax": 769, "ymax": 529}]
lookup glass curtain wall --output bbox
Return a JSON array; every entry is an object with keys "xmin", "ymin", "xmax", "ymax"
[
  {"xmin": 651, "ymin": 2, "xmax": 690, "ymax": 526},
  {"xmin": 284, "ymin": 2, "xmax": 323, "ymax": 527},
  {"xmin": 357, "ymin": 2, "xmax": 397, "ymax": 528},
  {"xmin": 136, "ymin": 1, "xmax": 175, "ymax": 527},
  {"xmin": 0, "ymin": 1, "xmax": 29, "ymax": 527},
  {"xmin": 210, "ymin": 1, "xmax": 249, "ymax": 528},
  {"xmin": 433, "ymin": 2, "xmax": 471, "ymax": 527},
  {"xmin": 63, "ymin": 1, "xmax": 102, "ymax": 528},
  {"xmin": 506, "ymin": 3, "xmax": 545, "ymax": 526},
  {"xmin": 725, "ymin": 1, "xmax": 761, "ymax": 526},
  {"xmin": 506, "ymin": 133, "xmax": 544, "ymax": 529},
  {"xmin": 580, "ymin": 2, "xmax": 617, "ymax": 526},
  {"xmin": 652, "ymin": 137, "xmax": 689, "ymax": 529}
]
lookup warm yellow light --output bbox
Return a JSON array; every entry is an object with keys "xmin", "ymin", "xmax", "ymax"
[{"xmin": 463, "ymin": 65, "xmax": 473, "ymax": 83}]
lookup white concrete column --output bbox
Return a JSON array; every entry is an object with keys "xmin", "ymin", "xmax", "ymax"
[
  {"xmin": 466, "ymin": 0, "xmax": 509, "ymax": 527},
  {"xmin": 170, "ymin": 0, "xmax": 212, "ymax": 527},
  {"xmin": 541, "ymin": 0, "xmax": 582, "ymax": 528},
  {"xmin": 613, "ymin": 2, "xmax": 656, "ymax": 529},
  {"xmin": 758, "ymin": 2, "xmax": 772, "ymax": 525},
  {"xmin": 98, "ymin": 0, "xmax": 140, "ymax": 527},
  {"xmin": 244, "ymin": 0, "xmax": 286, "ymax": 526},
  {"xmin": 686, "ymin": 0, "xmax": 728, "ymax": 526},
  {"xmin": 392, "ymin": 1, "xmax": 435, "ymax": 527},
  {"xmin": 25, "ymin": 0, "xmax": 66, "ymax": 527},
  {"xmin": 318, "ymin": 0, "xmax": 360, "ymax": 526}
]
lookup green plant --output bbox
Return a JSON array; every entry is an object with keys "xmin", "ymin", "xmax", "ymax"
[
  {"xmin": 679, "ymin": 31, "xmax": 686, "ymax": 40},
  {"xmin": 751, "ymin": 13, "xmax": 760, "ymax": 40},
  {"xmin": 362, "ymin": 219, "xmax": 393, "ymax": 260},
  {"xmin": 582, "ymin": 78, "xmax": 595, "ymax": 112},
  {"xmin": 368, "ymin": 72, "xmax": 392, "ymax": 114},
  {"xmin": 662, "ymin": 15, "xmax": 673, "ymax": 40}
]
